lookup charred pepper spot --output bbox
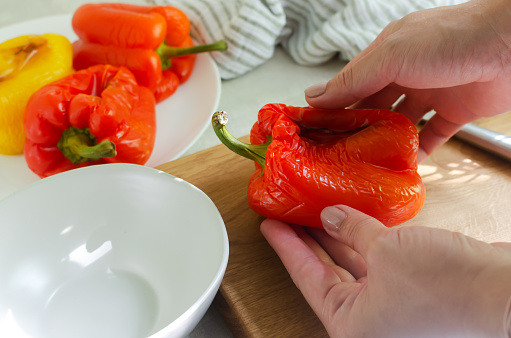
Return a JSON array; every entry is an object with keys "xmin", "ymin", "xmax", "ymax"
[{"xmin": 0, "ymin": 35, "xmax": 47, "ymax": 81}]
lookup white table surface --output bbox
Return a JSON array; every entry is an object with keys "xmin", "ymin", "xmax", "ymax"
[{"xmin": 0, "ymin": 1, "xmax": 345, "ymax": 336}]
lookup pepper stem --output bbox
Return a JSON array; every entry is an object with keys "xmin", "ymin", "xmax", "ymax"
[
  {"xmin": 156, "ymin": 40, "xmax": 227, "ymax": 70},
  {"xmin": 212, "ymin": 111, "xmax": 270, "ymax": 171},
  {"xmin": 57, "ymin": 126, "xmax": 116, "ymax": 164}
]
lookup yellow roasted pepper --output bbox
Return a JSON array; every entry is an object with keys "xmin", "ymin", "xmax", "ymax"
[{"xmin": 0, "ymin": 34, "xmax": 73, "ymax": 155}]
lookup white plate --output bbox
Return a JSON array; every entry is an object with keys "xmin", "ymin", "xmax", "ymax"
[{"xmin": 0, "ymin": 14, "xmax": 221, "ymax": 200}]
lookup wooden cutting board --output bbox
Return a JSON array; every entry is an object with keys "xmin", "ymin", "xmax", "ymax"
[{"xmin": 156, "ymin": 112, "xmax": 511, "ymax": 337}]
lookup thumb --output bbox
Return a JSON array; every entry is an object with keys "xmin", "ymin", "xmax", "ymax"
[{"xmin": 320, "ymin": 205, "xmax": 388, "ymax": 258}]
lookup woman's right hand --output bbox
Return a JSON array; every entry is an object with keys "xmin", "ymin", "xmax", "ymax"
[{"xmin": 305, "ymin": 0, "xmax": 511, "ymax": 161}]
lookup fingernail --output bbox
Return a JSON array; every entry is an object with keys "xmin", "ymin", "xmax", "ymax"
[
  {"xmin": 321, "ymin": 206, "xmax": 346, "ymax": 232},
  {"xmin": 305, "ymin": 82, "xmax": 327, "ymax": 98}
]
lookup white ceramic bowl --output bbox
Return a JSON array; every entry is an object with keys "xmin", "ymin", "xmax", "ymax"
[{"xmin": 0, "ymin": 164, "xmax": 229, "ymax": 338}]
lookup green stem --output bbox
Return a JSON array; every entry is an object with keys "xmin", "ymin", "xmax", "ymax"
[
  {"xmin": 212, "ymin": 111, "xmax": 270, "ymax": 171},
  {"xmin": 156, "ymin": 40, "xmax": 227, "ymax": 70},
  {"xmin": 57, "ymin": 126, "xmax": 116, "ymax": 164}
]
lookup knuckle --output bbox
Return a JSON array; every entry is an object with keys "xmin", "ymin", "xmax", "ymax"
[
  {"xmin": 336, "ymin": 66, "xmax": 354, "ymax": 89},
  {"xmin": 365, "ymin": 227, "xmax": 409, "ymax": 264},
  {"xmin": 364, "ymin": 234, "xmax": 391, "ymax": 264},
  {"xmin": 343, "ymin": 216, "xmax": 379, "ymax": 244},
  {"xmin": 332, "ymin": 66, "xmax": 356, "ymax": 98}
]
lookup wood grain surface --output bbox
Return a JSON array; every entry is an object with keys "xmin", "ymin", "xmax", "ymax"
[{"xmin": 156, "ymin": 112, "xmax": 511, "ymax": 337}]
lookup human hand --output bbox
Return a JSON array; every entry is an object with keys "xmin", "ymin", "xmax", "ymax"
[
  {"xmin": 261, "ymin": 206, "xmax": 511, "ymax": 337},
  {"xmin": 304, "ymin": 0, "xmax": 511, "ymax": 161}
]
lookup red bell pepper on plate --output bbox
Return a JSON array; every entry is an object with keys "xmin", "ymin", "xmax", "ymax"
[
  {"xmin": 212, "ymin": 104, "xmax": 426, "ymax": 228},
  {"xmin": 24, "ymin": 64, "xmax": 156, "ymax": 178},
  {"xmin": 72, "ymin": 3, "xmax": 227, "ymax": 103}
]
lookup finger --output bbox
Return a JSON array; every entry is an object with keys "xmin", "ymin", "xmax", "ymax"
[
  {"xmin": 296, "ymin": 226, "xmax": 357, "ymax": 282},
  {"xmin": 320, "ymin": 205, "xmax": 388, "ymax": 258},
  {"xmin": 417, "ymin": 113, "xmax": 464, "ymax": 161},
  {"xmin": 391, "ymin": 92, "xmax": 434, "ymax": 125},
  {"xmin": 260, "ymin": 219, "xmax": 316, "ymax": 273},
  {"xmin": 305, "ymin": 52, "xmax": 392, "ymax": 109},
  {"xmin": 306, "ymin": 227, "xmax": 367, "ymax": 279},
  {"xmin": 261, "ymin": 219, "xmax": 356, "ymax": 315},
  {"xmin": 349, "ymin": 85, "xmax": 404, "ymax": 110},
  {"xmin": 261, "ymin": 219, "xmax": 354, "ymax": 284},
  {"xmin": 491, "ymin": 242, "xmax": 511, "ymax": 252},
  {"xmin": 305, "ymin": 25, "xmax": 400, "ymax": 109}
]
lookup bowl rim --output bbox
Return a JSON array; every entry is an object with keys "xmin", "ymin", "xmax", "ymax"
[{"xmin": 0, "ymin": 163, "xmax": 230, "ymax": 338}]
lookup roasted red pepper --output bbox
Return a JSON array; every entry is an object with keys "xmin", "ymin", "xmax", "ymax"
[
  {"xmin": 72, "ymin": 3, "xmax": 227, "ymax": 103},
  {"xmin": 24, "ymin": 64, "xmax": 156, "ymax": 178},
  {"xmin": 212, "ymin": 104, "xmax": 425, "ymax": 228}
]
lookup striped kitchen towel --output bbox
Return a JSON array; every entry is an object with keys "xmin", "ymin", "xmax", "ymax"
[{"xmin": 149, "ymin": 0, "xmax": 467, "ymax": 79}]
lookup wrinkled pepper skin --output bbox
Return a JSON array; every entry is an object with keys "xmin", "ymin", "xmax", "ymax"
[
  {"xmin": 214, "ymin": 104, "xmax": 425, "ymax": 228},
  {"xmin": 72, "ymin": 3, "xmax": 226, "ymax": 103},
  {"xmin": 249, "ymin": 104, "xmax": 425, "ymax": 228},
  {"xmin": 0, "ymin": 34, "xmax": 73, "ymax": 155},
  {"xmin": 23, "ymin": 64, "xmax": 156, "ymax": 178}
]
